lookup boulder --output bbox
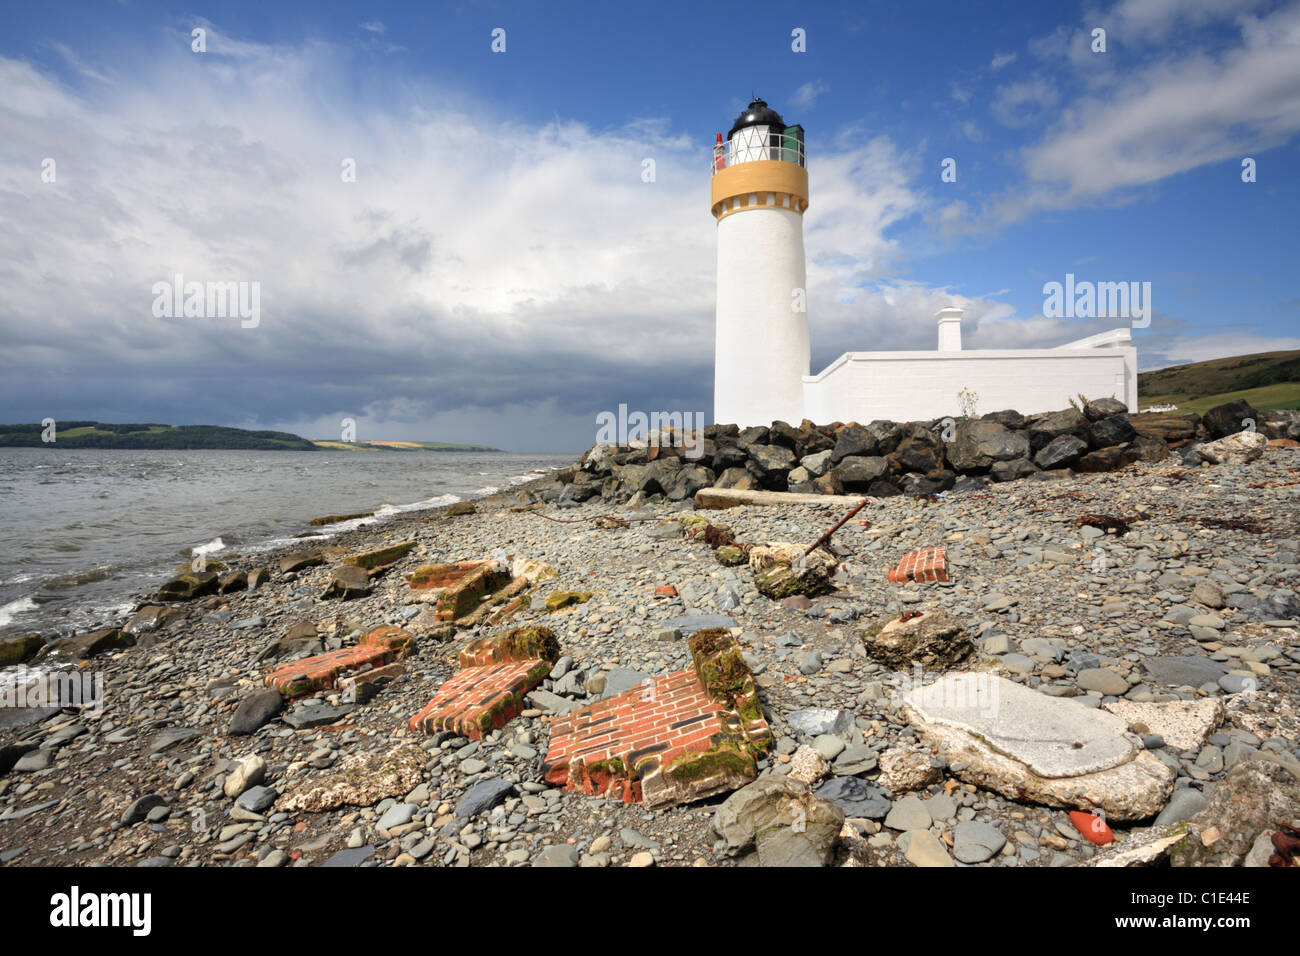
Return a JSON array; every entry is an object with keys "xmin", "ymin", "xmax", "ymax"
[
  {"xmin": 903, "ymin": 673, "xmax": 1175, "ymax": 821},
  {"xmin": 989, "ymin": 456, "xmax": 1039, "ymax": 482},
  {"xmin": 321, "ymin": 565, "xmax": 372, "ymax": 600},
  {"xmin": 1089, "ymin": 414, "xmax": 1137, "ymax": 448},
  {"xmin": 156, "ymin": 570, "xmax": 220, "ymax": 601},
  {"xmin": 0, "ymin": 633, "xmax": 44, "ymax": 666},
  {"xmin": 59, "ymin": 628, "xmax": 134, "ymax": 660},
  {"xmin": 228, "ymin": 689, "xmax": 285, "ymax": 736},
  {"xmin": 1193, "ymin": 430, "xmax": 1267, "ymax": 465},
  {"xmin": 860, "ymin": 608, "xmax": 972, "ymax": 670},
  {"xmin": 1074, "ymin": 444, "xmax": 1139, "ymax": 472},
  {"xmin": 1129, "ymin": 412, "xmax": 1198, "ymax": 443},
  {"xmin": 1026, "ymin": 408, "xmax": 1090, "ymax": 451},
  {"xmin": 666, "ymin": 464, "xmax": 715, "ymax": 501},
  {"xmin": 831, "ymin": 455, "xmax": 889, "ymax": 490},
  {"xmin": 1202, "ymin": 399, "xmax": 1259, "ymax": 439},
  {"xmin": 1083, "ymin": 397, "xmax": 1128, "ymax": 421},
  {"xmin": 1033, "ymin": 434, "xmax": 1088, "ymax": 469},
  {"xmin": 712, "ymin": 776, "xmax": 845, "ymax": 866},
  {"xmin": 279, "ymin": 551, "xmax": 323, "ymax": 574},
  {"xmin": 746, "ymin": 444, "xmax": 797, "ymax": 486},
  {"xmin": 830, "ymin": 424, "xmax": 877, "ymax": 463},
  {"xmin": 947, "ymin": 420, "xmax": 1030, "ymax": 473}
]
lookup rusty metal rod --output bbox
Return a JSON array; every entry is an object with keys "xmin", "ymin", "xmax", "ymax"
[{"xmin": 800, "ymin": 497, "xmax": 869, "ymax": 559}]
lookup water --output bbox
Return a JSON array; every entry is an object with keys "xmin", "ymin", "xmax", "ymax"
[{"xmin": 0, "ymin": 447, "xmax": 574, "ymax": 640}]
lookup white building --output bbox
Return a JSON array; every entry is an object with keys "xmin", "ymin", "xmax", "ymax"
[{"xmin": 710, "ymin": 98, "xmax": 1138, "ymax": 427}]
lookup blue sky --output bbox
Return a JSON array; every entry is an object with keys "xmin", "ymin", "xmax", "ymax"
[{"xmin": 2, "ymin": 0, "xmax": 1298, "ymax": 451}]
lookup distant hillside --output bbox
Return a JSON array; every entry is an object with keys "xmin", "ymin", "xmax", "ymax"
[
  {"xmin": 0, "ymin": 422, "xmax": 317, "ymax": 450},
  {"xmin": 1138, "ymin": 350, "xmax": 1300, "ymax": 414},
  {"xmin": 310, "ymin": 439, "xmax": 502, "ymax": 452}
]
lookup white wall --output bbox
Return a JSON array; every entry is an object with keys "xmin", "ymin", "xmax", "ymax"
[
  {"xmin": 715, "ymin": 206, "xmax": 809, "ymax": 427},
  {"xmin": 801, "ymin": 347, "xmax": 1138, "ymax": 424}
]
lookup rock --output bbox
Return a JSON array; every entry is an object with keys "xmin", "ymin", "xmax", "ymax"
[
  {"xmin": 455, "ymin": 778, "xmax": 513, "ymax": 819},
  {"xmin": 832, "ymin": 455, "xmax": 890, "ymax": 490},
  {"xmin": 860, "ymin": 608, "xmax": 972, "ymax": 669},
  {"xmin": 659, "ymin": 614, "xmax": 737, "ymax": 635},
  {"xmin": 155, "ymin": 570, "xmax": 220, "ymax": 601},
  {"xmin": 1084, "ymin": 397, "xmax": 1128, "ymax": 420},
  {"xmin": 813, "ymin": 777, "xmax": 890, "ymax": 819},
  {"xmin": 787, "ymin": 708, "xmax": 855, "ymax": 737},
  {"xmin": 712, "ymin": 777, "xmax": 845, "ymax": 867},
  {"xmin": 60, "ymin": 628, "xmax": 135, "ymax": 660},
  {"xmin": 1194, "ymin": 430, "xmax": 1267, "ymax": 465},
  {"xmin": 1169, "ymin": 755, "xmax": 1300, "ymax": 866},
  {"xmin": 953, "ymin": 820, "xmax": 1007, "ymax": 863},
  {"xmin": 1101, "ymin": 698, "xmax": 1223, "ymax": 751},
  {"xmin": 283, "ymin": 704, "xmax": 351, "ymax": 729},
  {"xmin": 947, "ymin": 420, "xmax": 1030, "ymax": 473},
  {"xmin": 321, "ymin": 565, "xmax": 372, "ymax": 600},
  {"xmin": 830, "ymin": 424, "xmax": 878, "ymax": 463},
  {"xmin": 1141, "ymin": 656, "xmax": 1227, "ymax": 688},
  {"xmin": 1033, "ymin": 434, "xmax": 1088, "ymax": 469},
  {"xmin": 323, "ymin": 846, "xmax": 375, "ymax": 867},
  {"xmin": 0, "ymin": 633, "xmax": 43, "ymax": 666},
  {"xmin": 228, "ymin": 689, "xmax": 285, "ymax": 736},
  {"xmin": 1202, "ymin": 399, "xmax": 1258, "ymax": 439},
  {"xmin": 1075, "ymin": 444, "xmax": 1139, "ymax": 472},
  {"xmin": 377, "ymin": 802, "xmax": 418, "ymax": 831},
  {"xmin": 1069, "ymin": 810, "xmax": 1113, "ymax": 845},
  {"xmin": 1089, "ymin": 414, "xmax": 1137, "ymax": 447},
  {"xmin": 787, "ymin": 746, "xmax": 830, "ymax": 785},
  {"xmin": 1077, "ymin": 667, "xmax": 1129, "ymax": 696},
  {"xmin": 224, "ymin": 755, "xmax": 266, "ymax": 798},
  {"xmin": 149, "ymin": 727, "xmax": 201, "ymax": 753},
  {"xmin": 884, "ymin": 794, "xmax": 931, "ymax": 831},
  {"xmin": 534, "ymin": 845, "xmax": 579, "ymax": 867},
  {"xmin": 878, "ymin": 747, "xmax": 942, "ymax": 794},
  {"xmin": 279, "ymin": 551, "xmax": 323, "ymax": 574},
  {"xmin": 236, "ymin": 785, "xmax": 278, "ymax": 814},
  {"xmin": 903, "ymin": 673, "xmax": 1175, "ymax": 821},
  {"xmin": 121, "ymin": 794, "xmax": 167, "ymax": 825},
  {"xmin": 277, "ymin": 744, "xmax": 426, "ymax": 813},
  {"xmin": 904, "ymin": 830, "xmax": 954, "ymax": 867},
  {"xmin": 1154, "ymin": 788, "xmax": 1209, "ymax": 827},
  {"xmin": 1193, "ymin": 579, "xmax": 1226, "ymax": 609}
]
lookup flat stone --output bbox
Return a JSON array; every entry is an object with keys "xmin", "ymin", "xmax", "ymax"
[
  {"xmin": 884, "ymin": 795, "xmax": 932, "ymax": 831},
  {"xmin": 1141, "ymin": 656, "xmax": 1227, "ymax": 688},
  {"xmin": 904, "ymin": 830, "xmax": 954, "ymax": 867},
  {"xmin": 236, "ymin": 785, "xmax": 277, "ymax": 814},
  {"xmin": 786, "ymin": 708, "xmax": 855, "ymax": 737},
  {"xmin": 283, "ymin": 704, "xmax": 352, "ymax": 729},
  {"xmin": 812, "ymin": 777, "xmax": 890, "ymax": 819},
  {"xmin": 658, "ymin": 614, "xmax": 736, "ymax": 635},
  {"xmin": 1101, "ymin": 698, "xmax": 1224, "ymax": 751},
  {"xmin": 953, "ymin": 820, "xmax": 1007, "ymax": 863},
  {"xmin": 1154, "ymin": 788, "xmax": 1209, "ymax": 826},
  {"xmin": 378, "ymin": 802, "xmax": 418, "ymax": 831},
  {"xmin": 455, "ymin": 778, "xmax": 513, "ymax": 818},
  {"xmin": 903, "ymin": 672, "xmax": 1174, "ymax": 821},
  {"xmin": 322, "ymin": 846, "xmax": 375, "ymax": 867},
  {"xmin": 1077, "ymin": 668, "xmax": 1129, "ymax": 696}
]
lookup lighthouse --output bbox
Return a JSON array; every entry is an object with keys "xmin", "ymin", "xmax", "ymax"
[{"xmin": 711, "ymin": 97, "xmax": 810, "ymax": 427}]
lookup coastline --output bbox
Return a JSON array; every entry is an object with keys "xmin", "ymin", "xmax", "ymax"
[{"xmin": 0, "ymin": 443, "xmax": 1297, "ymax": 867}]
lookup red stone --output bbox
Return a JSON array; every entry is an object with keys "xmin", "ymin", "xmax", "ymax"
[
  {"xmin": 654, "ymin": 585, "xmax": 678, "ymax": 597},
  {"xmin": 1069, "ymin": 811, "xmax": 1113, "ymax": 845}
]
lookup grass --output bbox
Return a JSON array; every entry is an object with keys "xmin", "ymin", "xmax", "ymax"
[{"xmin": 1139, "ymin": 382, "xmax": 1300, "ymax": 416}]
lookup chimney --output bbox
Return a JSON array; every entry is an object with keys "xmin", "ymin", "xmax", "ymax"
[{"xmin": 936, "ymin": 306, "xmax": 963, "ymax": 351}]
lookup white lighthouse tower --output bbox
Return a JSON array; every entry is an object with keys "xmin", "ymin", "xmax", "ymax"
[{"xmin": 711, "ymin": 97, "xmax": 810, "ymax": 427}]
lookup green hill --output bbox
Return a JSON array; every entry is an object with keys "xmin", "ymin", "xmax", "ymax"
[
  {"xmin": 0, "ymin": 422, "xmax": 318, "ymax": 450},
  {"xmin": 1138, "ymin": 350, "xmax": 1300, "ymax": 414}
]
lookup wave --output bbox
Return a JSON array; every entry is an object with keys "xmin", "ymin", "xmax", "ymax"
[{"xmin": 0, "ymin": 595, "xmax": 38, "ymax": 627}]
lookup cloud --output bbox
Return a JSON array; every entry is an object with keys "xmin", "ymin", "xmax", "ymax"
[
  {"xmin": 1108, "ymin": 0, "xmax": 1270, "ymax": 42},
  {"xmin": 990, "ymin": 77, "xmax": 1058, "ymax": 126},
  {"xmin": 0, "ymin": 27, "xmax": 943, "ymax": 449},
  {"xmin": 791, "ymin": 79, "xmax": 828, "ymax": 109},
  {"xmin": 990, "ymin": 51, "xmax": 1018, "ymax": 70},
  {"xmin": 359, "ymin": 21, "xmax": 386, "ymax": 34}
]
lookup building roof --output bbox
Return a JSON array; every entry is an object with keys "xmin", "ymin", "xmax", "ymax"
[{"xmin": 727, "ymin": 97, "xmax": 786, "ymax": 139}]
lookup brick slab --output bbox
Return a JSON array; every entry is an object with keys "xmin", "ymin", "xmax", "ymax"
[{"xmin": 887, "ymin": 546, "xmax": 949, "ymax": 583}]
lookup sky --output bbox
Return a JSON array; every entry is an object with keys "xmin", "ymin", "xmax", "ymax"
[{"xmin": 1, "ymin": 0, "xmax": 1298, "ymax": 452}]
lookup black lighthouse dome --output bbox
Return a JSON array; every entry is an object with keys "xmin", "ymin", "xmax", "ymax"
[{"xmin": 727, "ymin": 97, "xmax": 786, "ymax": 139}]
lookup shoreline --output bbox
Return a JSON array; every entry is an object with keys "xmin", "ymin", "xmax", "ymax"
[{"xmin": 0, "ymin": 441, "xmax": 1297, "ymax": 869}]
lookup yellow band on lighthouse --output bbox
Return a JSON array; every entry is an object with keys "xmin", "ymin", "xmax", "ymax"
[{"xmin": 710, "ymin": 160, "xmax": 809, "ymax": 221}]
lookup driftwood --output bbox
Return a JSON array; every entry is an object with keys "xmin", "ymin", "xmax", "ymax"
[{"xmin": 693, "ymin": 488, "xmax": 868, "ymax": 510}]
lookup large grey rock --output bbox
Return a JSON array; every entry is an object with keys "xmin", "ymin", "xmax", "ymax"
[
  {"xmin": 1202, "ymin": 399, "xmax": 1258, "ymax": 439},
  {"xmin": 1141, "ymin": 656, "xmax": 1227, "ymax": 688},
  {"xmin": 455, "ymin": 778, "xmax": 513, "ymax": 818},
  {"xmin": 228, "ymin": 689, "xmax": 285, "ymax": 736},
  {"xmin": 903, "ymin": 672, "xmax": 1175, "ymax": 820},
  {"xmin": 1193, "ymin": 430, "xmax": 1267, "ymax": 465},
  {"xmin": 947, "ymin": 420, "xmax": 1030, "ymax": 472},
  {"xmin": 786, "ymin": 708, "xmax": 855, "ymax": 737},
  {"xmin": 713, "ymin": 777, "xmax": 844, "ymax": 867},
  {"xmin": 1034, "ymin": 434, "xmax": 1088, "ymax": 469},
  {"xmin": 953, "ymin": 820, "xmax": 1007, "ymax": 863},
  {"xmin": 812, "ymin": 777, "xmax": 890, "ymax": 819},
  {"xmin": 1154, "ymin": 788, "xmax": 1209, "ymax": 827}
]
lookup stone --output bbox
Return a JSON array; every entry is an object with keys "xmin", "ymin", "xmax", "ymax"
[
  {"xmin": 283, "ymin": 704, "xmax": 351, "ymax": 729},
  {"xmin": 378, "ymin": 802, "xmax": 418, "ymax": 831},
  {"xmin": 1101, "ymin": 698, "xmax": 1223, "ymax": 751},
  {"xmin": 877, "ymin": 747, "xmax": 942, "ymax": 794},
  {"xmin": 224, "ymin": 755, "xmax": 266, "ymax": 798},
  {"xmin": 1141, "ymin": 656, "xmax": 1227, "ymax": 688},
  {"xmin": 1077, "ymin": 667, "xmax": 1129, "ymax": 696},
  {"xmin": 948, "ymin": 420, "xmax": 1030, "ymax": 472},
  {"xmin": 1169, "ymin": 755, "xmax": 1300, "ymax": 866},
  {"xmin": 787, "ymin": 746, "xmax": 830, "ymax": 785},
  {"xmin": 120, "ymin": 794, "xmax": 167, "ymax": 825},
  {"xmin": 713, "ymin": 777, "xmax": 845, "ymax": 867},
  {"xmin": 861, "ymin": 608, "xmax": 971, "ymax": 669},
  {"xmin": 903, "ymin": 673, "xmax": 1175, "ymax": 820},
  {"xmin": 0, "ymin": 633, "xmax": 44, "ymax": 665},
  {"xmin": 236, "ymin": 785, "xmax": 278, "ymax": 814},
  {"xmin": 1201, "ymin": 399, "xmax": 1258, "ymax": 439},
  {"xmin": 534, "ymin": 845, "xmax": 579, "ymax": 867},
  {"xmin": 321, "ymin": 565, "xmax": 372, "ymax": 600},
  {"xmin": 277, "ymin": 744, "xmax": 426, "ymax": 813},
  {"xmin": 884, "ymin": 795, "xmax": 931, "ymax": 831},
  {"xmin": 786, "ymin": 708, "xmax": 855, "ymax": 737},
  {"xmin": 1154, "ymin": 788, "xmax": 1209, "ymax": 827},
  {"xmin": 904, "ymin": 831, "xmax": 954, "ymax": 868},
  {"xmin": 1033, "ymin": 434, "xmax": 1088, "ymax": 470},
  {"xmin": 1194, "ymin": 430, "xmax": 1267, "ymax": 465},
  {"xmin": 456, "ymin": 778, "xmax": 513, "ymax": 818},
  {"xmin": 228, "ymin": 689, "xmax": 285, "ymax": 736},
  {"xmin": 812, "ymin": 777, "xmax": 890, "ymax": 819},
  {"xmin": 953, "ymin": 820, "xmax": 1006, "ymax": 863}
]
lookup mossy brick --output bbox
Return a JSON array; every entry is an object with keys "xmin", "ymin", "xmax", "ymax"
[
  {"xmin": 544, "ymin": 590, "xmax": 593, "ymax": 612},
  {"xmin": 358, "ymin": 625, "xmax": 415, "ymax": 657},
  {"xmin": 408, "ymin": 561, "xmax": 486, "ymax": 591},
  {"xmin": 344, "ymin": 540, "xmax": 417, "ymax": 570},
  {"xmin": 408, "ymin": 658, "xmax": 551, "ymax": 739},
  {"xmin": 435, "ymin": 564, "xmax": 512, "ymax": 621},
  {"xmin": 458, "ymin": 626, "xmax": 559, "ymax": 668}
]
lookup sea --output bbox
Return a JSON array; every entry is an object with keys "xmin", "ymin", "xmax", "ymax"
[{"xmin": 0, "ymin": 447, "xmax": 575, "ymax": 651}]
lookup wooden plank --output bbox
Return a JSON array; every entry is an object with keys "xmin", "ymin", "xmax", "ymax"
[{"xmin": 693, "ymin": 488, "xmax": 870, "ymax": 510}]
